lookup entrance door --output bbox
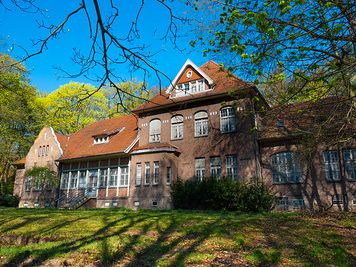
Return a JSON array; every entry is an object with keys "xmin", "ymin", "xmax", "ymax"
[{"xmin": 86, "ymin": 170, "xmax": 98, "ymax": 197}]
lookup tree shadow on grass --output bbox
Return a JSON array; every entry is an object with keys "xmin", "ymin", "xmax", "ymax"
[
  {"xmin": 3, "ymin": 212, "xmax": 159, "ymax": 267},
  {"xmin": 258, "ymin": 215, "xmax": 356, "ymax": 266}
]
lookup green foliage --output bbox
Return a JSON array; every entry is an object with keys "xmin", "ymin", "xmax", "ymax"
[
  {"xmin": 0, "ymin": 194, "xmax": 19, "ymax": 207},
  {"xmin": 103, "ymin": 81, "xmax": 151, "ymax": 117},
  {"xmin": 24, "ymin": 166, "xmax": 58, "ymax": 190},
  {"xmin": 40, "ymin": 82, "xmax": 109, "ymax": 134},
  {"xmin": 171, "ymin": 177, "xmax": 274, "ymax": 212},
  {"xmin": 195, "ymin": 0, "xmax": 355, "ymax": 102},
  {"xmin": 0, "ymin": 54, "xmax": 45, "ymax": 185}
]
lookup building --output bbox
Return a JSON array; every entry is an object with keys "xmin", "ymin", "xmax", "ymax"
[{"xmin": 13, "ymin": 60, "xmax": 356, "ymax": 211}]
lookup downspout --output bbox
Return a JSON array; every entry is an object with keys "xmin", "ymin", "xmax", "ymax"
[{"xmin": 252, "ymin": 102, "xmax": 262, "ymax": 182}]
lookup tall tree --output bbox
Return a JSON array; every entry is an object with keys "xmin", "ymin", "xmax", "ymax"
[
  {"xmin": 193, "ymin": 0, "xmax": 355, "ymax": 105},
  {"xmin": 40, "ymin": 82, "xmax": 109, "ymax": 134},
  {"xmin": 104, "ymin": 81, "xmax": 151, "ymax": 117},
  {"xmin": 0, "ymin": 54, "xmax": 45, "ymax": 192}
]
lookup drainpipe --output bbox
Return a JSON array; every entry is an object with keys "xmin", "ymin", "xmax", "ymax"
[{"xmin": 252, "ymin": 102, "xmax": 262, "ymax": 182}]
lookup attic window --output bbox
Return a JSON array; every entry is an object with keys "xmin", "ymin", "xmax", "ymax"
[
  {"xmin": 175, "ymin": 79, "xmax": 206, "ymax": 97},
  {"xmin": 94, "ymin": 136, "xmax": 109, "ymax": 144},
  {"xmin": 276, "ymin": 119, "xmax": 284, "ymax": 128}
]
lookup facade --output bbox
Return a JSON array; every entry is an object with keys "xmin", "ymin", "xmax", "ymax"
[{"xmin": 14, "ymin": 60, "xmax": 356, "ymax": 211}]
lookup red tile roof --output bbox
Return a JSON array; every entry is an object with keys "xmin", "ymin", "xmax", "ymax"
[
  {"xmin": 14, "ymin": 157, "xmax": 26, "ymax": 166},
  {"xmin": 259, "ymin": 96, "xmax": 355, "ymax": 142},
  {"xmin": 59, "ymin": 115, "xmax": 138, "ymax": 161},
  {"xmin": 133, "ymin": 60, "xmax": 256, "ymax": 113}
]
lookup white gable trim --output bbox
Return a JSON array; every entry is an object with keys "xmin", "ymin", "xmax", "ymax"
[
  {"xmin": 166, "ymin": 59, "xmax": 214, "ymax": 94},
  {"xmin": 124, "ymin": 134, "xmax": 140, "ymax": 154},
  {"xmin": 50, "ymin": 127, "xmax": 64, "ymax": 156}
]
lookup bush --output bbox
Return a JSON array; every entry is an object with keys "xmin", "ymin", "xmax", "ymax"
[
  {"xmin": 0, "ymin": 194, "xmax": 19, "ymax": 207},
  {"xmin": 171, "ymin": 177, "xmax": 274, "ymax": 212}
]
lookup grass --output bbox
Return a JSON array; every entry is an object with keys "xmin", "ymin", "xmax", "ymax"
[{"xmin": 0, "ymin": 208, "xmax": 355, "ymax": 266}]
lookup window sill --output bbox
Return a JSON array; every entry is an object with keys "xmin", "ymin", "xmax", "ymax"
[
  {"xmin": 194, "ymin": 135, "xmax": 208, "ymax": 138},
  {"xmin": 272, "ymin": 181, "xmax": 303, "ymax": 185},
  {"xmin": 171, "ymin": 138, "xmax": 183, "ymax": 141},
  {"xmin": 220, "ymin": 130, "xmax": 236, "ymax": 134},
  {"xmin": 325, "ymin": 179, "xmax": 341, "ymax": 183},
  {"xmin": 143, "ymin": 184, "xmax": 150, "ymax": 187}
]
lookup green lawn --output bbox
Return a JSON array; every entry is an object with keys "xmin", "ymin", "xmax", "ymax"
[{"xmin": 0, "ymin": 208, "xmax": 355, "ymax": 266}]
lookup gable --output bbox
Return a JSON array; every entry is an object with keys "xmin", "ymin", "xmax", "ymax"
[{"xmin": 176, "ymin": 66, "xmax": 203, "ymax": 84}]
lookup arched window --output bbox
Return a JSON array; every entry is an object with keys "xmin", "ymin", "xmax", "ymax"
[
  {"xmin": 220, "ymin": 107, "xmax": 236, "ymax": 133},
  {"xmin": 171, "ymin": 115, "xmax": 184, "ymax": 140},
  {"xmin": 271, "ymin": 152, "xmax": 302, "ymax": 183},
  {"xmin": 194, "ymin": 111, "xmax": 208, "ymax": 137},
  {"xmin": 149, "ymin": 119, "xmax": 161, "ymax": 143}
]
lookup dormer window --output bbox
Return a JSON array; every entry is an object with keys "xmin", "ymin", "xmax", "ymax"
[
  {"xmin": 94, "ymin": 136, "xmax": 109, "ymax": 144},
  {"xmin": 175, "ymin": 79, "xmax": 206, "ymax": 97}
]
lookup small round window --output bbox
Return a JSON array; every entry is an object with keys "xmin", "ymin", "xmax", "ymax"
[{"xmin": 186, "ymin": 70, "xmax": 192, "ymax": 78}]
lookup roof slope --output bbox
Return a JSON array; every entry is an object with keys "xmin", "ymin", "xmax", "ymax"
[
  {"xmin": 259, "ymin": 96, "xmax": 355, "ymax": 141},
  {"xmin": 59, "ymin": 115, "xmax": 138, "ymax": 161},
  {"xmin": 133, "ymin": 60, "xmax": 254, "ymax": 112}
]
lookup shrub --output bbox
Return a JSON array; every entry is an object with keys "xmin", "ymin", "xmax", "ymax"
[
  {"xmin": 171, "ymin": 177, "xmax": 274, "ymax": 212},
  {"xmin": 0, "ymin": 194, "xmax": 19, "ymax": 207}
]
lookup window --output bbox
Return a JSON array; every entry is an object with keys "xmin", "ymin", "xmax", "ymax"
[
  {"xmin": 194, "ymin": 111, "xmax": 208, "ymax": 137},
  {"xmin": 271, "ymin": 152, "xmax": 302, "ymax": 183},
  {"xmin": 70, "ymin": 171, "xmax": 78, "ymax": 188},
  {"xmin": 94, "ymin": 136, "xmax": 109, "ymax": 144},
  {"xmin": 99, "ymin": 169, "xmax": 108, "ymax": 187},
  {"xmin": 220, "ymin": 107, "xmax": 236, "ymax": 133},
  {"xmin": 323, "ymin": 151, "xmax": 341, "ymax": 181},
  {"xmin": 175, "ymin": 79, "xmax": 206, "ymax": 97},
  {"xmin": 210, "ymin": 157, "xmax": 221, "ymax": 178},
  {"xmin": 79, "ymin": 170, "xmax": 86, "ymax": 188},
  {"xmin": 144, "ymin": 162, "xmax": 150, "ymax": 185},
  {"xmin": 343, "ymin": 149, "xmax": 356, "ymax": 180},
  {"xmin": 166, "ymin": 167, "xmax": 172, "ymax": 184},
  {"xmin": 332, "ymin": 194, "xmax": 347, "ymax": 205},
  {"xmin": 61, "ymin": 172, "xmax": 69, "ymax": 189},
  {"xmin": 195, "ymin": 158, "xmax": 205, "ymax": 181},
  {"xmin": 38, "ymin": 146, "xmax": 41, "ymax": 157},
  {"xmin": 171, "ymin": 115, "xmax": 184, "ymax": 140},
  {"xmin": 226, "ymin": 155, "xmax": 238, "ymax": 180},
  {"xmin": 25, "ymin": 176, "xmax": 32, "ymax": 191},
  {"xmin": 136, "ymin": 163, "xmax": 142, "ymax": 186},
  {"xmin": 120, "ymin": 166, "xmax": 129, "ymax": 186},
  {"xmin": 45, "ymin": 145, "xmax": 49, "ymax": 156},
  {"xmin": 149, "ymin": 119, "xmax": 161, "ymax": 143},
  {"xmin": 153, "ymin": 161, "xmax": 159, "ymax": 184},
  {"xmin": 109, "ymin": 168, "xmax": 118, "ymax": 187}
]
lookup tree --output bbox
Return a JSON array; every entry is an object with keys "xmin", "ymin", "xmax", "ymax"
[
  {"xmin": 2, "ymin": 0, "xmax": 187, "ymax": 102},
  {"xmin": 40, "ymin": 82, "xmax": 109, "ymax": 134},
  {"xmin": 193, "ymin": 0, "xmax": 355, "ymax": 105},
  {"xmin": 104, "ymin": 81, "xmax": 152, "ymax": 117},
  {"xmin": 0, "ymin": 53, "xmax": 45, "ymax": 192}
]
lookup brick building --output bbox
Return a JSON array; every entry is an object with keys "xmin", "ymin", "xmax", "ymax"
[{"xmin": 13, "ymin": 59, "xmax": 356, "ymax": 211}]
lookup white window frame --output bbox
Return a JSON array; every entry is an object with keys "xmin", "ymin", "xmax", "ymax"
[
  {"xmin": 175, "ymin": 79, "xmax": 206, "ymax": 97},
  {"xmin": 171, "ymin": 115, "xmax": 184, "ymax": 140},
  {"xmin": 78, "ymin": 170, "xmax": 87, "ymax": 188},
  {"xmin": 210, "ymin": 157, "xmax": 221, "ymax": 178},
  {"xmin": 271, "ymin": 152, "xmax": 302, "ymax": 183},
  {"xmin": 166, "ymin": 166, "xmax": 172, "ymax": 184},
  {"xmin": 144, "ymin": 162, "xmax": 150, "ymax": 185},
  {"xmin": 220, "ymin": 107, "xmax": 236, "ymax": 133},
  {"xmin": 136, "ymin": 163, "xmax": 142, "ymax": 186},
  {"xmin": 70, "ymin": 171, "xmax": 78, "ymax": 189},
  {"xmin": 323, "ymin": 151, "xmax": 341, "ymax": 181},
  {"xmin": 108, "ymin": 168, "xmax": 118, "ymax": 187},
  {"xmin": 119, "ymin": 166, "xmax": 129, "ymax": 186},
  {"xmin": 153, "ymin": 161, "xmax": 159, "ymax": 185},
  {"xmin": 98, "ymin": 168, "xmax": 108, "ymax": 188},
  {"xmin": 94, "ymin": 136, "xmax": 109, "ymax": 144},
  {"xmin": 25, "ymin": 176, "xmax": 32, "ymax": 191},
  {"xmin": 194, "ymin": 111, "xmax": 208, "ymax": 137},
  {"xmin": 61, "ymin": 172, "xmax": 69, "ymax": 189},
  {"xmin": 195, "ymin": 158, "xmax": 205, "ymax": 181},
  {"xmin": 343, "ymin": 149, "xmax": 356, "ymax": 180},
  {"xmin": 226, "ymin": 155, "xmax": 238, "ymax": 180},
  {"xmin": 149, "ymin": 119, "xmax": 161, "ymax": 143}
]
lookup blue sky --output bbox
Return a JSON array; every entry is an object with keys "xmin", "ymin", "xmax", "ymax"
[{"xmin": 0, "ymin": 0, "xmax": 209, "ymax": 93}]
